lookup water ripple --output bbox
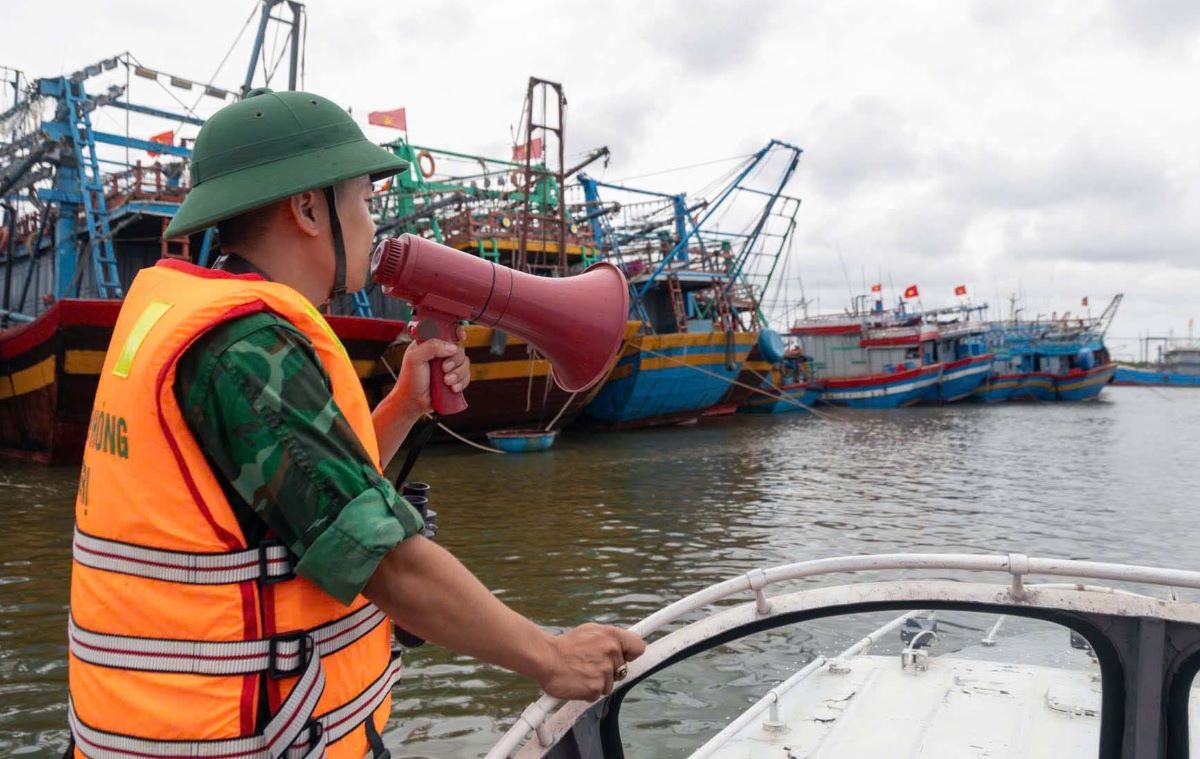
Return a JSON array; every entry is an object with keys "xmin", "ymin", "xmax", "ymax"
[{"xmin": 0, "ymin": 388, "xmax": 1197, "ymax": 755}]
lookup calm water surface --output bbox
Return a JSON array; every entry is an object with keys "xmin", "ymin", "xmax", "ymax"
[{"xmin": 1, "ymin": 387, "xmax": 1198, "ymax": 756}]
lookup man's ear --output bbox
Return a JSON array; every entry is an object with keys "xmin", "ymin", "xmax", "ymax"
[{"xmin": 286, "ymin": 190, "xmax": 323, "ymax": 238}]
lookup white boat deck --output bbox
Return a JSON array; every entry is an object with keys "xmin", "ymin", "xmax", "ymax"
[{"xmin": 699, "ymin": 651, "xmax": 1101, "ymax": 758}]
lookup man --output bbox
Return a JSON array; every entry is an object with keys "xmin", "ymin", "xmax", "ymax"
[{"xmin": 67, "ymin": 89, "xmax": 642, "ymax": 758}]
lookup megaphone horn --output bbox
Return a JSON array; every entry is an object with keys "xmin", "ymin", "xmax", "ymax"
[{"xmin": 371, "ymin": 234, "xmax": 630, "ymax": 416}]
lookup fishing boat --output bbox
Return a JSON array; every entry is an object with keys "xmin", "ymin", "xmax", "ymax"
[
  {"xmin": 0, "ymin": 13, "xmax": 646, "ymax": 459},
  {"xmin": 790, "ymin": 301, "xmax": 944, "ymax": 408},
  {"xmin": 486, "ymin": 553, "xmax": 1200, "ymax": 758},
  {"xmin": 1114, "ymin": 342, "xmax": 1200, "ymax": 387},
  {"xmin": 0, "ymin": 7, "xmax": 428, "ymax": 462},
  {"xmin": 576, "ymin": 142, "xmax": 804, "ymax": 428},
  {"xmin": 983, "ymin": 296, "xmax": 1121, "ymax": 403}
]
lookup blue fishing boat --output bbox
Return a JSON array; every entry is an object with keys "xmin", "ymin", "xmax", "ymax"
[
  {"xmin": 1114, "ymin": 344, "xmax": 1200, "ymax": 386},
  {"xmin": 982, "ymin": 294, "xmax": 1122, "ymax": 402},
  {"xmin": 578, "ymin": 140, "xmax": 804, "ymax": 427}
]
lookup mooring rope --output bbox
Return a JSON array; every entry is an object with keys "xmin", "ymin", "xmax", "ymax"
[
  {"xmin": 544, "ymin": 391, "xmax": 578, "ymax": 432},
  {"xmin": 435, "ymin": 420, "xmax": 506, "ymax": 454},
  {"xmin": 381, "ymin": 351, "xmax": 506, "ymax": 454}
]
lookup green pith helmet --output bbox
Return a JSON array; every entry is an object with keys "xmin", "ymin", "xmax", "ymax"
[{"xmin": 164, "ymin": 89, "xmax": 407, "ymax": 239}]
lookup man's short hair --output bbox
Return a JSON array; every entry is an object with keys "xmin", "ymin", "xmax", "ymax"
[{"xmin": 215, "ymin": 202, "xmax": 279, "ymax": 251}]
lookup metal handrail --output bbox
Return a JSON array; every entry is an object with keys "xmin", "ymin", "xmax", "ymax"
[{"xmin": 485, "ymin": 552, "xmax": 1200, "ymax": 758}]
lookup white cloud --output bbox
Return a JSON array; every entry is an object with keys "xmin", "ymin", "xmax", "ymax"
[{"xmin": 5, "ymin": 0, "xmax": 1199, "ymax": 339}]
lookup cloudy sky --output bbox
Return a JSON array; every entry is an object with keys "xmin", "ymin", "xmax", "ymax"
[{"xmin": 7, "ymin": 0, "xmax": 1200, "ymax": 358}]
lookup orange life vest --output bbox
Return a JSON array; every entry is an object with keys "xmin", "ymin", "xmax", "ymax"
[{"xmin": 68, "ymin": 260, "xmax": 396, "ymax": 758}]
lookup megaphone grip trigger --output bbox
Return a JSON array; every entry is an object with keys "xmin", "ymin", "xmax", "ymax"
[{"xmin": 411, "ymin": 313, "xmax": 469, "ymax": 416}]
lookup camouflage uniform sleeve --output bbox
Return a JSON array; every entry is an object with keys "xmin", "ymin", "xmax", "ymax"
[{"xmin": 174, "ymin": 312, "xmax": 424, "ymax": 605}]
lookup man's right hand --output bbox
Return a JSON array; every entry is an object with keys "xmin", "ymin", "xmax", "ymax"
[
  {"xmin": 366, "ymin": 538, "xmax": 648, "ymax": 703},
  {"xmin": 537, "ymin": 623, "xmax": 646, "ymax": 701}
]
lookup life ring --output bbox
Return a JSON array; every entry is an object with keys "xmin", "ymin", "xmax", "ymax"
[
  {"xmin": 416, "ymin": 150, "xmax": 436, "ymax": 178},
  {"xmin": 509, "ymin": 170, "xmax": 527, "ymax": 190}
]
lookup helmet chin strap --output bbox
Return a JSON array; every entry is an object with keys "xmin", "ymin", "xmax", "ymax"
[{"xmin": 324, "ymin": 187, "xmax": 347, "ymax": 299}]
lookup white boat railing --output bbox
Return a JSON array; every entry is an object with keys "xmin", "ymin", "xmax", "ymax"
[{"xmin": 485, "ymin": 552, "xmax": 1200, "ymax": 759}]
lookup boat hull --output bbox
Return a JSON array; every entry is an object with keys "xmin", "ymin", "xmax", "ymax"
[
  {"xmin": 585, "ymin": 331, "xmax": 756, "ymax": 427},
  {"xmin": 742, "ymin": 381, "xmax": 823, "ymax": 413},
  {"xmin": 972, "ymin": 373, "xmax": 1021, "ymax": 403},
  {"xmin": 1011, "ymin": 372, "xmax": 1057, "ymax": 401},
  {"xmin": 819, "ymin": 365, "xmax": 942, "ymax": 409},
  {"xmin": 0, "ymin": 300, "xmax": 635, "ymax": 463},
  {"xmin": 0, "ymin": 300, "xmax": 121, "ymax": 463},
  {"xmin": 1113, "ymin": 366, "xmax": 1200, "ymax": 386},
  {"xmin": 1055, "ymin": 363, "xmax": 1115, "ymax": 401},
  {"xmin": 933, "ymin": 354, "xmax": 992, "ymax": 403},
  {"xmin": 714, "ymin": 343, "xmax": 772, "ymax": 411},
  {"xmin": 0, "ymin": 299, "xmax": 410, "ymax": 464}
]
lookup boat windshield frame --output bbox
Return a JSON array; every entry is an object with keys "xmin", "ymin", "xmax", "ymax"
[{"xmin": 487, "ymin": 552, "xmax": 1200, "ymax": 759}]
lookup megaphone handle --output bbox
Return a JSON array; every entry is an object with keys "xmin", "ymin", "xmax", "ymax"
[{"xmin": 411, "ymin": 313, "xmax": 469, "ymax": 416}]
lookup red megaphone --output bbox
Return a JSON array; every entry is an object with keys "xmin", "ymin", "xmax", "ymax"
[{"xmin": 371, "ymin": 234, "xmax": 630, "ymax": 416}]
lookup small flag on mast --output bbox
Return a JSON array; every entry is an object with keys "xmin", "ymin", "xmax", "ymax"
[
  {"xmin": 954, "ymin": 284, "xmax": 968, "ymax": 296},
  {"xmin": 146, "ymin": 130, "xmax": 174, "ymax": 158},
  {"xmin": 870, "ymin": 283, "xmax": 882, "ymax": 293},
  {"xmin": 368, "ymin": 108, "xmax": 407, "ymax": 130},
  {"xmin": 903, "ymin": 284, "xmax": 919, "ymax": 299},
  {"xmin": 1081, "ymin": 296, "xmax": 1089, "ymax": 307},
  {"xmin": 513, "ymin": 137, "xmax": 543, "ymax": 161}
]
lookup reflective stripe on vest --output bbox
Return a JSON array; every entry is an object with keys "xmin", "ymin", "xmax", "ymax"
[
  {"xmin": 73, "ymin": 527, "xmax": 295, "ymax": 584},
  {"xmin": 69, "ymin": 261, "xmax": 393, "ymax": 758},
  {"xmin": 68, "ymin": 657, "xmax": 402, "ymax": 758},
  {"xmin": 69, "ymin": 603, "xmax": 386, "ymax": 676}
]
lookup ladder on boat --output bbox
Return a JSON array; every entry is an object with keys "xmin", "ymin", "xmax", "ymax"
[
  {"xmin": 710, "ymin": 281, "xmax": 736, "ymax": 333},
  {"xmin": 62, "ymin": 80, "xmax": 123, "ymax": 298},
  {"xmin": 667, "ymin": 273, "xmax": 688, "ymax": 333},
  {"xmin": 351, "ymin": 290, "xmax": 373, "ymax": 317}
]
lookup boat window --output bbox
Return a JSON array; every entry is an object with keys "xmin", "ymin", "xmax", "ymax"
[
  {"xmin": 615, "ymin": 609, "xmax": 1102, "ymax": 758},
  {"xmin": 1175, "ymin": 655, "xmax": 1200, "ymax": 757}
]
